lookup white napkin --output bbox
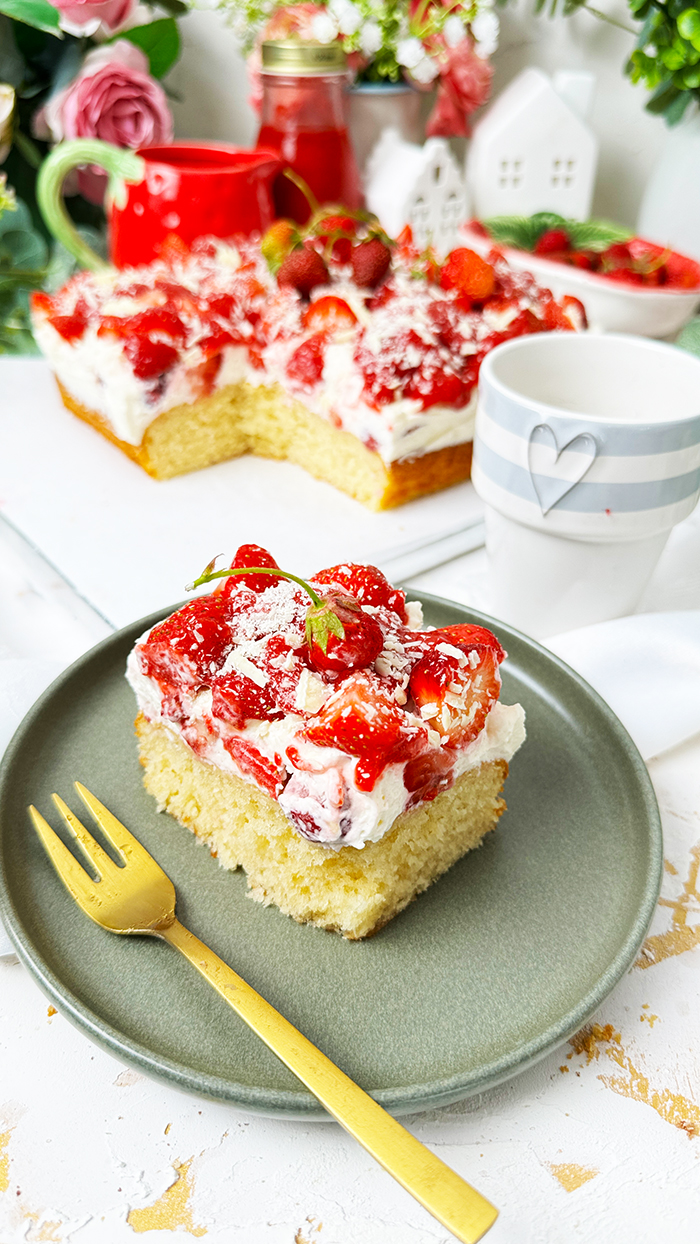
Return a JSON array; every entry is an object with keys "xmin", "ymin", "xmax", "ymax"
[
  {"xmin": 545, "ymin": 611, "xmax": 700, "ymax": 761},
  {"xmin": 0, "ymin": 658, "xmax": 65, "ymax": 958}
]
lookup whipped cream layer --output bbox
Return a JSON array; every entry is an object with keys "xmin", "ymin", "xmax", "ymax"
[
  {"xmin": 32, "ymin": 236, "xmax": 574, "ymax": 465},
  {"xmin": 126, "ymin": 571, "xmax": 526, "ymax": 850}
]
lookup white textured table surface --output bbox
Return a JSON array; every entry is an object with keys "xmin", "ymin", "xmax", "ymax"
[{"xmin": 1, "ymin": 359, "xmax": 700, "ymax": 1243}]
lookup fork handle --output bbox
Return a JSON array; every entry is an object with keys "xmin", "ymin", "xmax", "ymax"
[{"xmin": 161, "ymin": 918, "xmax": 497, "ymax": 1243}]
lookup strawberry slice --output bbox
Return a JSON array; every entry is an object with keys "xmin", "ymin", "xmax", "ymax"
[
  {"xmin": 139, "ymin": 596, "xmax": 232, "ymax": 688},
  {"xmin": 403, "ymin": 749, "xmax": 455, "ymax": 808},
  {"xmin": 221, "ymin": 735, "xmax": 287, "ymax": 798},
  {"xmin": 303, "ymin": 295, "xmax": 357, "ymax": 334},
  {"xmin": 440, "ymin": 248, "xmax": 495, "ymax": 300},
  {"xmin": 286, "ymin": 332, "xmax": 326, "ymax": 388},
  {"xmin": 49, "ymin": 308, "xmax": 88, "ymax": 342},
  {"xmin": 303, "ymin": 670, "xmax": 425, "ymax": 790},
  {"xmin": 211, "ymin": 670, "xmax": 280, "ymax": 729},
  {"xmin": 311, "ymin": 563, "xmax": 408, "ymax": 622},
  {"xmin": 409, "ymin": 643, "xmax": 501, "ymax": 745},
  {"xmin": 122, "ymin": 337, "xmax": 179, "ymax": 381}
]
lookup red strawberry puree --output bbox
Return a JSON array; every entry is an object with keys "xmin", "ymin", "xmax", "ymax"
[
  {"xmin": 31, "ymin": 233, "xmax": 583, "ymax": 464},
  {"xmin": 127, "ymin": 547, "xmax": 526, "ymax": 848}
]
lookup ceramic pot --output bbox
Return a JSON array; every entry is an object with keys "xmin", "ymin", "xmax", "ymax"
[
  {"xmin": 348, "ymin": 83, "xmax": 424, "ymax": 179},
  {"xmin": 638, "ymin": 108, "xmax": 700, "ymax": 264}
]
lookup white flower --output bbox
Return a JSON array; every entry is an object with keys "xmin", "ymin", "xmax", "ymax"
[
  {"xmin": 329, "ymin": 0, "xmax": 363, "ymax": 35},
  {"xmin": 311, "ymin": 11, "xmax": 339, "ymax": 42},
  {"xmin": 359, "ymin": 19, "xmax": 383, "ymax": 56},
  {"xmin": 471, "ymin": 9, "xmax": 499, "ymax": 57},
  {"xmin": 410, "ymin": 53, "xmax": 439, "ymax": 83},
  {"xmin": 443, "ymin": 14, "xmax": 466, "ymax": 47},
  {"xmin": 396, "ymin": 36, "xmax": 424, "ymax": 69}
]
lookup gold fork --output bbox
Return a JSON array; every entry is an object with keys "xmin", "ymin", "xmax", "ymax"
[{"xmin": 29, "ymin": 783, "xmax": 498, "ymax": 1243}]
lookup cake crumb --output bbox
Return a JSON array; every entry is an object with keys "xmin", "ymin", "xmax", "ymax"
[{"xmin": 569, "ymin": 1023, "xmax": 620, "ymax": 1063}]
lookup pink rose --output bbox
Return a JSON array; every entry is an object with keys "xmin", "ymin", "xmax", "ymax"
[
  {"xmin": 54, "ymin": 0, "xmax": 135, "ymax": 35},
  {"xmin": 426, "ymin": 40, "xmax": 492, "ymax": 137},
  {"xmin": 42, "ymin": 41, "xmax": 173, "ymax": 148}
]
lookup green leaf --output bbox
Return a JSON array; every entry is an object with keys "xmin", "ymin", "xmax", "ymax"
[
  {"xmin": 305, "ymin": 601, "xmax": 345, "ymax": 655},
  {"xmin": 645, "ymin": 78, "xmax": 681, "ymax": 113},
  {"xmin": 665, "ymin": 87, "xmax": 693, "ymax": 123},
  {"xmin": 0, "ymin": 0, "xmax": 60, "ymax": 34},
  {"xmin": 117, "ymin": 18, "xmax": 180, "ymax": 78},
  {"xmin": 678, "ymin": 7, "xmax": 700, "ymax": 49},
  {"xmin": 481, "ymin": 216, "xmax": 543, "ymax": 250},
  {"xmin": 156, "ymin": 0, "xmax": 188, "ymax": 14},
  {"xmin": 566, "ymin": 219, "xmax": 634, "ymax": 251},
  {"xmin": 0, "ymin": 198, "xmax": 32, "ymax": 236},
  {"xmin": 0, "ymin": 226, "xmax": 48, "ymax": 267}
]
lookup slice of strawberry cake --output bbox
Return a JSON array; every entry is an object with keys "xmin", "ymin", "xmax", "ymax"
[
  {"xmin": 32, "ymin": 215, "xmax": 584, "ymax": 510},
  {"xmin": 127, "ymin": 545, "xmax": 526, "ymax": 938}
]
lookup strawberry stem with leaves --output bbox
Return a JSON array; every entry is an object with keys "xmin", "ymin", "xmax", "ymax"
[{"xmin": 188, "ymin": 559, "xmax": 346, "ymax": 654}]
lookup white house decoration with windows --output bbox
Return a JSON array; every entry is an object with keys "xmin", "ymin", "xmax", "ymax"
[{"xmin": 466, "ymin": 67, "xmax": 599, "ymax": 222}]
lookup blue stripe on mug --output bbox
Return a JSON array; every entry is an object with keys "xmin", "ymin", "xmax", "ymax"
[
  {"xmin": 481, "ymin": 387, "xmax": 700, "ymax": 456},
  {"xmin": 473, "ymin": 439, "xmax": 700, "ymax": 513}
]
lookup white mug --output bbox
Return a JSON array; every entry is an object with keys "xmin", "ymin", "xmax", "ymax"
[{"xmin": 472, "ymin": 333, "xmax": 700, "ymax": 636}]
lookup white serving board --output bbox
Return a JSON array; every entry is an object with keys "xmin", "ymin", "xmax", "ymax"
[{"xmin": 0, "ymin": 359, "xmax": 482, "ymax": 628}]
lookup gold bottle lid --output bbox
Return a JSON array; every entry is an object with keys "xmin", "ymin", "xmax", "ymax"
[{"xmin": 261, "ymin": 38, "xmax": 347, "ymax": 75}]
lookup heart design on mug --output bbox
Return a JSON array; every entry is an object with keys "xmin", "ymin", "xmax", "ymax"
[{"xmin": 527, "ymin": 424, "xmax": 598, "ymax": 515}]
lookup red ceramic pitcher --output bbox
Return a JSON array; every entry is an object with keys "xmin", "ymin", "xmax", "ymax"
[{"xmin": 37, "ymin": 139, "xmax": 281, "ymax": 271}]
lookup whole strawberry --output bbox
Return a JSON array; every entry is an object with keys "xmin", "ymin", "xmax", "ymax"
[
  {"xmin": 261, "ymin": 219, "xmax": 299, "ymax": 274},
  {"xmin": 277, "ymin": 247, "xmax": 329, "ymax": 296},
  {"xmin": 534, "ymin": 228, "xmax": 570, "ymax": 256},
  {"xmin": 306, "ymin": 592, "xmax": 384, "ymax": 677},
  {"xmin": 351, "ymin": 237, "xmax": 392, "ymax": 288}
]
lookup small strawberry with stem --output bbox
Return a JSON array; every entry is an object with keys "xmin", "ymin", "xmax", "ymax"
[{"xmin": 189, "ymin": 554, "xmax": 383, "ymax": 675}]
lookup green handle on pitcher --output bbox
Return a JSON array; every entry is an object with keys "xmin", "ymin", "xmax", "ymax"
[{"xmin": 37, "ymin": 139, "xmax": 145, "ymax": 272}]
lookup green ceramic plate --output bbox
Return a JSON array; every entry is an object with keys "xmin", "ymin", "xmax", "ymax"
[{"xmin": 0, "ymin": 593, "xmax": 662, "ymax": 1119}]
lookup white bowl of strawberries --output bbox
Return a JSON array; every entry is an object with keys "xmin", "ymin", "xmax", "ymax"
[{"xmin": 461, "ymin": 215, "xmax": 700, "ymax": 339}]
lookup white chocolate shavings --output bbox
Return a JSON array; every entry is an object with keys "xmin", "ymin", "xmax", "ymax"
[{"xmin": 294, "ymin": 668, "xmax": 331, "ymax": 714}]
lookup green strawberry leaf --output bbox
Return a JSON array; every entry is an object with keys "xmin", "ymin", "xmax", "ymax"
[
  {"xmin": 117, "ymin": 18, "xmax": 180, "ymax": 79},
  {"xmin": 566, "ymin": 220, "xmax": 633, "ymax": 251},
  {"xmin": 480, "ymin": 216, "xmax": 543, "ymax": 250},
  {"xmin": 305, "ymin": 601, "xmax": 345, "ymax": 654},
  {"xmin": 0, "ymin": 0, "xmax": 60, "ymax": 33}
]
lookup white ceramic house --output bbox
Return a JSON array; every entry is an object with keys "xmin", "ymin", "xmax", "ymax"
[
  {"xmin": 466, "ymin": 67, "xmax": 598, "ymax": 221},
  {"xmin": 365, "ymin": 129, "xmax": 468, "ymax": 255}
]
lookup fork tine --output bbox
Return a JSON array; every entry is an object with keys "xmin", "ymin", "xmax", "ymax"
[
  {"xmin": 51, "ymin": 793, "xmax": 122, "ymax": 880},
  {"xmin": 74, "ymin": 782, "xmax": 154, "ymax": 867},
  {"xmin": 29, "ymin": 805, "xmax": 98, "ymax": 909}
]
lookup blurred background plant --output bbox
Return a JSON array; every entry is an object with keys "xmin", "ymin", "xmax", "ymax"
[
  {"xmin": 527, "ymin": 0, "xmax": 700, "ymax": 126},
  {"xmin": 0, "ymin": 0, "xmax": 185, "ymax": 352}
]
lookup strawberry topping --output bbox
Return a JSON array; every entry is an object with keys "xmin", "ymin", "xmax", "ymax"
[
  {"xmin": 139, "ymin": 596, "xmax": 232, "ymax": 687},
  {"xmin": 218, "ymin": 544, "xmax": 283, "ymax": 596},
  {"xmin": 305, "ymin": 591, "xmax": 384, "ymax": 678},
  {"xmin": 303, "ymin": 671, "xmax": 425, "ymax": 791},
  {"xmin": 303, "ymin": 295, "xmax": 357, "ymax": 334},
  {"xmin": 311, "ymin": 563, "xmax": 408, "ymax": 622}
]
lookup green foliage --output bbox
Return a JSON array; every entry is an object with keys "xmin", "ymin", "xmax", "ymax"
[
  {"xmin": 0, "ymin": 0, "xmax": 60, "ymax": 34},
  {"xmin": 524, "ymin": 0, "xmax": 700, "ymax": 124},
  {"xmin": 0, "ymin": 193, "xmax": 104, "ymax": 353},
  {"xmin": 115, "ymin": 17, "xmax": 181, "ymax": 79},
  {"xmin": 482, "ymin": 212, "xmax": 633, "ymax": 252}
]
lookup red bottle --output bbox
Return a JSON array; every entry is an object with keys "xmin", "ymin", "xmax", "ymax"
[{"xmin": 256, "ymin": 38, "xmax": 363, "ymax": 224}]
